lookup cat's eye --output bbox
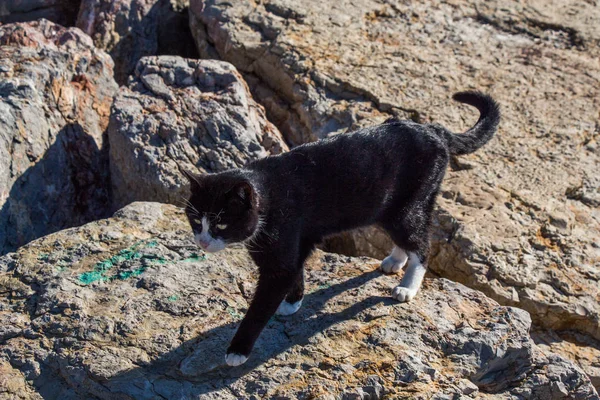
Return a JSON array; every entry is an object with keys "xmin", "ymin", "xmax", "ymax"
[
  {"xmin": 216, "ymin": 224, "xmax": 228, "ymax": 230},
  {"xmin": 193, "ymin": 219, "xmax": 202, "ymax": 225}
]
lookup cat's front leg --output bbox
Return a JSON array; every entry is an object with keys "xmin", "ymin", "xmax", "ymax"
[
  {"xmin": 276, "ymin": 268, "xmax": 304, "ymax": 316},
  {"xmin": 226, "ymin": 270, "xmax": 299, "ymax": 366}
]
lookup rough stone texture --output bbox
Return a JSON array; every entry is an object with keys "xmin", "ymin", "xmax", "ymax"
[
  {"xmin": 0, "ymin": 202, "xmax": 597, "ymax": 399},
  {"xmin": 533, "ymin": 330, "xmax": 600, "ymax": 390},
  {"xmin": 76, "ymin": 0, "xmax": 198, "ymax": 84},
  {"xmin": 0, "ymin": 20, "xmax": 118, "ymax": 255},
  {"xmin": 108, "ymin": 56, "xmax": 288, "ymax": 210},
  {"xmin": 189, "ymin": 0, "xmax": 600, "ymax": 352},
  {"xmin": 0, "ymin": 0, "xmax": 80, "ymax": 26}
]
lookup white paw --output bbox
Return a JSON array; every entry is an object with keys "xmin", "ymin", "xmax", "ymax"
[
  {"xmin": 392, "ymin": 286, "xmax": 417, "ymax": 303},
  {"xmin": 380, "ymin": 255, "xmax": 406, "ymax": 274},
  {"xmin": 225, "ymin": 353, "xmax": 248, "ymax": 367},
  {"xmin": 276, "ymin": 299, "xmax": 302, "ymax": 316},
  {"xmin": 381, "ymin": 247, "xmax": 408, "ymax": 274}
]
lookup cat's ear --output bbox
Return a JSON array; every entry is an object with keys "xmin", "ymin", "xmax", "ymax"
[
  {"xmin": 233, "ymin": 181, "xmax": 255, "ymax": 204},
  {"xmin": 181, "ymin": 168, "xmax": 202, "ymax": 190}
]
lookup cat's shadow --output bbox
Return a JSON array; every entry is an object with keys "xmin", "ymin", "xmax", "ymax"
[{"xmin": 103, "ymin": 269, "xmax": 395, "ymax": 397}]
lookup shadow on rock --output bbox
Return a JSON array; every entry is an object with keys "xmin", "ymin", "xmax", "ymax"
[
  {"xmin": 103, "ymin": 270, "xmax": 390, "ymax": 398},
  {"xmin": 0, "ymin": 124, "xmax": 111, "ymax": 255}
]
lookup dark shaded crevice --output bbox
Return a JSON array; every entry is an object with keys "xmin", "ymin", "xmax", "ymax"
[
  {"xmin": 156, "ymin": 2, "xmax": 199, "ymax": 61},
  {"xmin": 80, "ymin": 0, "xmax": 200, "ymax": 86},
  {"xmin": 0, "ymin": 0, "xmax": 81, "ymax": 27},
  {"xmin": 474, "ymin": 12, "xmax": 585, "ymax": 50}
]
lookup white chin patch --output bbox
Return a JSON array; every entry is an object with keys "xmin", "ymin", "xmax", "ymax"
[
  {"xmin": 205, "ymin": 241, "xmax": 226, "ymax": 253},
  {"xmin": 194, "ymin": 229, "xmax": 226, "ymax": 253},
  {"xmin": 225, "ymin": 353, "xmax": 248, "ymax": 367}
]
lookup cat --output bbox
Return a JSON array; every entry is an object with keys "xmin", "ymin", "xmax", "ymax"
[{"xmin": 182, "ymin": 91, "xmax": 500, "ymax": 366}]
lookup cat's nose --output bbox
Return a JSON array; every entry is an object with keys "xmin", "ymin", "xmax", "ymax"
[{"xmin": 197, "ymin": 238, "xmax": 210, "ymax": 249}]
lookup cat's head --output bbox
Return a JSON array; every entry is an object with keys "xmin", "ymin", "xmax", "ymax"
[{"xmin": 182, "ymin": 170, "xmax": 261, "ymax": 253}]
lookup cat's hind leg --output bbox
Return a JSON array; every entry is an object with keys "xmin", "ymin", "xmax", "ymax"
[
  {"xmin": 391, "ymin": 252, "xmax": 427, "ymax": 302},
  {"xmin": 381, "ymin": 142, "xmax": 447, "ymax": 302},
  {"xmin": 380, "ymin": 246, "xmax": 409, "ymax": 274},
  {"xmin": 385, "ymin": 224, "xmax": 429, "ymax": 303},
  {"xmin": 382, "ymin": 203, "xmax": 436, "ymax": 303}
]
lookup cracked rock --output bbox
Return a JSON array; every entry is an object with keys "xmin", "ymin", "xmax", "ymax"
[
  {"xmin": 0, "ymin": 202, "xmax": 597, "ymax": 398},
  {"xmin": 0, "ymin": 20, "xmax": 117, "ymax": 255},
  {"xmin": 108, "ymin": 56, "xmax": 288, "ymax": 210}
]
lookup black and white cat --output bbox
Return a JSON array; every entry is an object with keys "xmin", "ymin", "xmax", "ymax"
[{"xmin": 183, "ymin": 91, "xmax": 500, "ymax": 366}]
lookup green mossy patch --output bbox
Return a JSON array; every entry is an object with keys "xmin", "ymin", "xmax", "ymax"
[{"xmin": 78, "ymin": 240, "xmax": 168, "ymax": 285}]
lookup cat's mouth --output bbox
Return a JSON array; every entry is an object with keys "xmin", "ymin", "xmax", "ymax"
[{"xmin": 194, "ymin": 233, "xmax": 226, "ymax": 253}]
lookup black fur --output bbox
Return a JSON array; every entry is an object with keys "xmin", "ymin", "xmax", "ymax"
[{"xmin": 183, "ymin": 91, "xmax": 500, "ymax": 362}]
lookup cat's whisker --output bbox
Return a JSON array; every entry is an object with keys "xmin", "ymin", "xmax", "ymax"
[
  {"xmin": 180, "ymin": 197, "xmax": 201, "ymax": 216},
  {"xmin": 179, "ymin": 196, "xmax": 192, "ymax": 205},
  {"xmin": 176, "ymin": 199, "xmax": 192, "ymax": 210}
]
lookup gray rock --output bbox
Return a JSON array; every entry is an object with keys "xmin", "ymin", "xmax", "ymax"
[
  {"xmin": 0, "ymin": 0, "xmax": 80, "ymax": 26},
  {"xmin": 0, "ymin": 202, "xmax": 597, "ymax": 398},
  {"xmin": 0, "ymin": 20, "xmax": 118, "ymax": 255},
  {"xmin": 108, "ymin": 56, "xmax": 288, "ymax": 209},
  {"xmin": 188, "ymin": 0, "xmax": 600, "ymax": 358},
  {"xmin": 76, "ymin": 0, "xmax": 198, "ymax": 84},
  {"xmin": 533, "ymin": 330, "xmax": 600, "ymax": 391}
]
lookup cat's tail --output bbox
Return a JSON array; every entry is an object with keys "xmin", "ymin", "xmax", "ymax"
[{"xmin": 436, "ymin": 91, "xmax": 500, "ymax": 156}]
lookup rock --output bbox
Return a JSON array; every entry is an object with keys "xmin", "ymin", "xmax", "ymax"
[
  {"xmin": 0, "ymin": 0, "xmax": 80, "ymax": 26},
  {"xmin": 0, "ymin": 20, "xmax": 118, "ymax": 255},
  {"xmin": 108, "ymin": 56, "xmax": 288, "ymax": 209},
  {"xmin": 189, "ymin": 0, "xmax": 395, "ymax": 146},
  {"xmin": 323, "ymin": 226, "xmax": 392, "ymax": 260},
  {"xmin": 533, "ymin": 330, "xmax": 600, "ymax": 390},
  {"xmin": 0, "ymin": 202, "xmax": 597, "ymax": 398},
  {"xmin": 76, "ymin": 0, "xmax": 198, "ymax": 84},
  {"xmin": 189, "ymin": 0, "xmax": 600, "ymax": 348}
]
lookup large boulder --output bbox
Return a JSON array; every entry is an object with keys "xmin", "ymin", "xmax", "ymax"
[
  {"xmin": 0, "ymin": 201, "xmax": 597, "ymax": 398},
  {"xmin": 108, "ymin": 56, "xmax": 288, "ymax": 210},
  {"xmin": 0, "ymin": 0, "xmax": 80, "ymax": 26},
  {"xmin": 188, "ymin": 0, "xmax": 600, "ymax": 353},
  {"xmin": 0, "ymin": 20, "xmax": 118, "ymax": 255},
  {"xmin": 76, "ymin": 0, "xmax": 198, "ymax": 84}
]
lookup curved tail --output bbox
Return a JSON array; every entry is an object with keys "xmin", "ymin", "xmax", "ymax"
[{"xmin": 437, "ymin": 91, "xmax": 501, "ymax": 155}]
